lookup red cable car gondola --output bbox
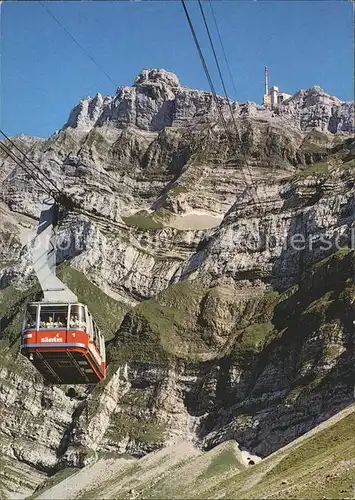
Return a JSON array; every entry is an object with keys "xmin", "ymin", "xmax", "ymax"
[
  {"xmin": 21, "ymin": 198, "xmax": 106, "ymax": 384},
  {"xmin": 21, "ymin": 302, "xmax": 106, "ymax": 384}
]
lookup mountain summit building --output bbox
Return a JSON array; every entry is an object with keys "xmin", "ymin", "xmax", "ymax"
[{"xmin": 263, "ymin": 66, "xmax": 292, "ymax": 108}]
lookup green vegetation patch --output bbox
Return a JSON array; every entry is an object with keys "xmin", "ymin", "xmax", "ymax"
[
  {"xmin": 266, "ymin": 412, "xmax": 355, "ymax": 481},
  {"xmin": 169, "ymin": 185, "xmax": 188, "ymax": 197},
  {"xmin": 0, "ymin": 286, "xmax": 24, "ymax": 317},
  {"xmin": 304, "ymin": 290, "xmax": 335, "ymax": 316},
  {"xmin": 111, "ymin": 280, "xmax": 213, "ymax": 364},
  {"xmin": 313, "ymin": 247, "xmax": 352, "ymax": 271},
  {"xmin": 42, "ymin": 128, "xmax": 83, "ymax": 154},
  {"xmin": 300, "ymin": 130, "xmax": 332, "ymax": 153},
  {"xmin": 120, "ymin": 387, "xmax": 152, "ymax": 409},
  {"xmin": 201, "ymin": 445, "xmax": 242, "ymax": 480},
  {"xmin": 142, "ymin": 441, "xmax": 244, "ymax": 499},
  {"xmin": 204, "ymin": 411, "xmax": 355, "ymax": 499},
  {"xmin": 0, "ymin": 285, "xmax": 41, "ymax": 351},
  {"xmin": 122, "ymin": 209, "xmax": 171, "ymax": 231},
  {"xmin": 241, "ymin": 322, "xmax": 276, "ymax": 352},
  {"xmin": 84, "ymin": 128, "xmax": 112, "ymax": 152},
  {"xmin": 59, "ymin": 266, "xmax": 129, "ymax": 340},
  {"xmin": 241, "ymin": 411, "xmax": 355, "ymax": 499},
  {"xmin": 297, "ymin": 161, "xmax": 329, "ymax": 178},
  {"xmin": 111, "ymin": 285, "xmax": 282, "ymax": 366},
  {"xmin": 123, "ymin": 213, "xmax": 163, "ymax": 230},
  {"xmin": 108, "ymin": 411, "xmax": 166, "ymax": 444},
  {"xmin": 131, "ymin": 281, "xmax": 209, "ymax": 359}
]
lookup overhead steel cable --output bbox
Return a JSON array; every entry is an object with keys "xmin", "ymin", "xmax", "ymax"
[
  {"xmin": 208, "ymin": 0, "xmax": 238, "ymax": 100},
  {"xmin": 0, "ymin": 141, "xmax": 54, "ymax": 195},
  {"xmin": 0, "ymin": 139, "xmax": 123, "ymax": 233},
  {"xmin": 0, "ymin": 135, "xmax": 82, "ymax": 211},
  {"xmin": 0, "ymin": 129, "xmax": 126, "ymax": 219},
  {"xmin": 181, "ymin": 0, "xmax": 263, "ymax": 212},
  {"xmin": 197, "ymin": 0, "xmax": 241, "ymax": 145},
  {"xmin": 4, "ymin": 132, "xmax": 126, "ymax": 197},
  {"xmin": 0, "ymin": 130, "xmax": 59, "ymax": 194},
  {"xmin": 180, "ymin": 0, "xmax": 235, "ymax": 146},
  {"xmin": 0, "ymin": 134, "xmax": 123, "ymax": 221},
  {"xmin": 39, "ymin": 1, "xmax": 118, "ymax": 89},
  {"xmin": 197, "ymin": 0, "xmax": 262, "ymax": 205}
]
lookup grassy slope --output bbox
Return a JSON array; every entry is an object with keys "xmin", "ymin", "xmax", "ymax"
[
  {"xmin": 35, "ymin": 406, "xmax": 355, "ymax": 499},
  {"xmin": 30, "ymin": 468, "xmax": 79, "ymax": 499},
  {"xmin": 144, "ymin": 441, "xmax": 246, "ymax": 500},
  {"xmin": 111, "ymin": 284, "xmax": 281, "ymax": 366},
  {"xmin": 210, "ymin": 407, "xmax": 355, "ymax": 500},
  {"xmin": 134, "ymin": 281, "xmax": 209, "ymax": 359},
  {"xmin": 0, "ymin": 285, "xmax": 39, "ymax": 352},
  {"xmin": 111, "ymin": 248, "xmax": 355, "ymax": 368},
  {"xmin": 122, "ymin": 209, "xmax": 172, "ymax": 231},
  {"xmin": 295, "ymin": 138, "xmax": 354, "ymax": 179},
  {"xmin": 105, "ymin": 250, "xmax": 354, "ymax": 469},
  {"xmin": 58, "ymin": 266, "xmax": 129, "ymax": 341},
  {"xmin": 0, "ymin": 454, "xmax": 46, "ymax": 499},
  {"xmin": 110, "ymin": 281, "xmax": 212, "ymax": 364},
  {"xmin": 108, "ymin": 412, "xmax": 166, "ymax": 446}
]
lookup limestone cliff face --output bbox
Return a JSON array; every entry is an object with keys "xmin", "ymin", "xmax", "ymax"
[
  {"xmin": 63, "ymin": 70, "xmax": 353, "ymax": 134},
  {"xmin": 0, "ymin": 69, "xmax": 354, "ymax": 497},
  {"xmin": 179, "ymin": 141, "xmax": 355, "ymax": 290},
  {"xmin": 63, "ymin": 69, "xmax": 232, "ymax": 133},
  {"xmin": 0, "ymin": 358, "xmax": 76, "ymax": 472},
  {"xmin": 281, "ymin": 86, "xmax": 354, "ymax": 133}
]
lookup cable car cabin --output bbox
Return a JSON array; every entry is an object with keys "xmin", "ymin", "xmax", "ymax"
[{"xmin": 21, "ymin": 303, "xmax": 106, "ymax": 385}]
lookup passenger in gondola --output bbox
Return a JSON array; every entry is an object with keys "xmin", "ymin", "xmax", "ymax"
[
  {"xmin": 69, "ymin": 315, "xmax": 80, "ymax": 328},
  {"xmin": 46, "ymin": 316, "xmax": 54, "ymax": 328},
  {"xmin": 56, "ymin": 317, "xmax": 64, "ymax": 328}
]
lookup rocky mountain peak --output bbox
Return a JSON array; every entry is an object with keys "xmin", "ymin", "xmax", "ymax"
[
  {"xmin": 62, "ymin": 68, "xmax": 353, "ymax": 135},
  {"xmin": 277, "ymin": 85, "xmax": 353, "ymax": 133},
  {"xmin": 133, "ymin": 68, "xmax": 180, "ymax": 88},
  {"xmin": 287, "ymin": 85, "xmax": 341, "ymax": 107}
]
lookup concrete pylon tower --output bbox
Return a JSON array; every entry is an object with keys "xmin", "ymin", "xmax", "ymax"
[
  {"xmin": 263, "ymin": 66, "xmax": 271, "ymax": 107},
  {"xmin": 265, "ymin": 66, "xmax": 269, "ymax": 96}
]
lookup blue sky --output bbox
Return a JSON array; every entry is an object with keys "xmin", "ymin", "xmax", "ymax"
[{"xmin": 1, "ymin": 0, "xmax": 353, "ymax": 138}]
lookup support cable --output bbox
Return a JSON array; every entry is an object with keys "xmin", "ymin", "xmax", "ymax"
[
  {"xmin": 39, "ymin": 1, "xmax": 118, "ymax": 88},
  {"xmin": 180, "ymin": 0, "xmax": 235, "ymax": 146},
  {"xmin": 181, "ymin": 0, "xmax": 263, "ymax": 212},
  {"xmin": 0, "ymin": 142, "xmax": 53, "ymax": 195},
  {"xmin": 208, "ymin": 0, "xmax": 238, "ymax": 99},
  {"xmin": 198, "ymin": 0, "xmax": 240, "ymax": 144},
  {"xmin": 0, "ymin": 139, "xmax": 81, "ymax": 210},
  {"xmin": 198, "ymin": 0, "xmax": 262, "ymax": 206},
  {"xmin": 0, "ymin": 130, "xmax": 59, "ymax": 193}
]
